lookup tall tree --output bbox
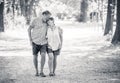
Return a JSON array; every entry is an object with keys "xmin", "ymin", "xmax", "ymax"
[
  {"xmin": 79, "ymin": 0, "xmax": 88, "ymax": 22},
  {"xmin": 0, "ymin": 0, "xmax": 4, "ymax": 32},
  {"xmin": 111, "ymin": 0, "xmax": 120, "ymax": 44},
  {"xmin": 20, "ymin": 0, "xmax": 26, "ymax": 16},
  {"xmin": 12, "ymin": 0, "xmax": 15, "ymax": 15},
  {"xmin": 104, "ymin": 0, "xmax": 115, "ymax": 36},
  {"xmin": 19, "ymin": 0, "xmax": 37, "ymax": 24}
]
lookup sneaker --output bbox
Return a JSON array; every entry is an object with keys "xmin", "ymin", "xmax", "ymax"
[
  {"xmin": 53, "ymin": 73, "xmax": 55, "ymax": 76},
  {"xmin": 40, "ymin": 73, "xmax": 46, "ymax": 77},
  {"xmin": 35, "ymin": 73, "xmax": 39, "ymax": 76},
  {"xmin": 49, "ymin": 73, "xmax": 54, "ymax": 76}
]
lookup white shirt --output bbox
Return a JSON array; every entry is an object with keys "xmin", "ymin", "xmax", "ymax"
[{"xmin": 47, "ymin": 26, "xmax": 62, "ymax": 51}]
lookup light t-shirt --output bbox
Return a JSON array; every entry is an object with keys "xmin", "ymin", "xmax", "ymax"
[{"xmin": 30, "ymin": 17, "xmax": 47, "ymax": 45}]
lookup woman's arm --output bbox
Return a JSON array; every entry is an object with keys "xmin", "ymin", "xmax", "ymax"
[{"xmin": 58, "ymin": 27, "xmax": 63, "ymax": 47}]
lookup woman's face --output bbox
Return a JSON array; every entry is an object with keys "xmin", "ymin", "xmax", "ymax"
[{"xmin": 48, "ymin": 20, "xmax": 54, "ymax": 26}]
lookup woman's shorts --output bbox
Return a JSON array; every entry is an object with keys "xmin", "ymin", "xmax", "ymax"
[{"xmin": 47, "ymin": 48, "xmax": 60, "ymax": 56}]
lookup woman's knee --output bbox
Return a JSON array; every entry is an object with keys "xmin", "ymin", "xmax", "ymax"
[
  {"xmin": 54, "ymin": 55, "xmax": 57, "ymax": 59},
  {"xmin": 48, "ymin": 53, "xmax": 54, "ymax": 60}
]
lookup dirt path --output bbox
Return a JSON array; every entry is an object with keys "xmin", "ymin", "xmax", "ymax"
[{"xmin": 0, "ymin": 23, "xmax": 120, "ymax": 83}]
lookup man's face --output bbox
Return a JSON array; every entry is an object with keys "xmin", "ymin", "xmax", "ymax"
[
  {"xmin": 46, "ymin": 14, "xmax": 51, "ymax": 21},
  {"xmin": 42, "ymin": 14, "xmax": 51, "ymax": 22}
]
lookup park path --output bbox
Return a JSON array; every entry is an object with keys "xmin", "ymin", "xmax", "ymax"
[{"xmin": 0, "ymin": 22, "xmax": 120, "ymax": 83}]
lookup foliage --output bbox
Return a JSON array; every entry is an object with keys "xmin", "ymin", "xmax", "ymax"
[{"xmin": 0, "ymin": 0, "xmax": 3, "ymax": 4}]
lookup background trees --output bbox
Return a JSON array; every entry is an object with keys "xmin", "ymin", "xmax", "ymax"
[
  {"xmin": 0, "ymin": 0, "xmax": 108, "ymax": 32},
  {"xmin": 0, "ymin": 0, "xmax": 4, "ymax": 32},
  {"xmin": 111, "ymin": 0, "xmax": 120, "ymax": 45},
  {"xmin": 0, "ymin": 0, "xmax": 119, "ymax": 46},
  {"xmin": 6, "ymin": 0, "xmax": 39, "ymax": 24},
  {"xmin": 104, "ymin": 0, "xmax": 116, "ymax": 36},
  {"xmin": 79, "ymin": 0, "xmax": 88, "ymax": 22}
]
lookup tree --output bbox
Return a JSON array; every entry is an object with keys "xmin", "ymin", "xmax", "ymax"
[
  {"xmin": 5, "ymin": 0, "xmax": 38, "ymax": 24},
  {"xmin": 111, "ymin": 0, "xmax": 120, "ymax": 44},
  {"xmin": 79, "ymin": 0, "xmax": 88, "ymax": 22},
  {"xmin": 0, "ymin": 0, "xmax": 4, "ymax": 32},
  {"xmin": 104, "ymin": 0, "xmax": 115, "ymax": 36},
  {"xmin": 19, "ymin": 0, "xmax": 37, "ymax": 24}
]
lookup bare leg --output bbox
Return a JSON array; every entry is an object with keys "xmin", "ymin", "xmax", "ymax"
[
  {"xmin": 40, "ymin": 52, "xmax": 46, "ymax": 73},
  {"xmin": 53, "ymin": 55, "xmax": 57, "ymax": 74},
  {"xmin": 48, "ymin": 53, "xmax": 54, "ymax": 74},
  {"xmin": 33, "ymin": 54, "xmax": 39, "ymax": 76}
]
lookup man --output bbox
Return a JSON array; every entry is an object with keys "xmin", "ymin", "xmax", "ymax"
[{"xmin": 28, "ymin": 11, "xmax": 51, "ymax": 77}]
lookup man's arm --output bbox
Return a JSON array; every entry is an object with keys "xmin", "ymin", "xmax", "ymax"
[
  {"xmin": 28, "ymin": 25, "xmax": 33, "ymax": 45},
  {"xmin": 28, "ymin": 19, "xmax": 36, "ymax": 45}
]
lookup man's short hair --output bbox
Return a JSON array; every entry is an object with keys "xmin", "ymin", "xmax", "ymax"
[{"xmin": 42, "ymin": 10, "xmax": 51, "ymax": 15}]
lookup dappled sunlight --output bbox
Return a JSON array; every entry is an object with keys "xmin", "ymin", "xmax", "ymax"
[
  {"xmin": 0, "ymin": 0, "xmax": 120, "ymax": 82},
  {"xmin": 0, "ymin": 20, "xmax": 120, "ymax": 83}
]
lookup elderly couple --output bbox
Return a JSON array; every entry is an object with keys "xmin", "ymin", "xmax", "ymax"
[{"xmin": 28, "ymin": 10, "xmax": 63, "ymax": 77}]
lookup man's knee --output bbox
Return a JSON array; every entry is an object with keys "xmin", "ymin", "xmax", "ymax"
[
  {"xmin": 33, "ymin": 54, "xmax": 38, "ymax": 58},
  {"xmin": 41, "ymin": 52, "xmax": 46, "ymax": 58}
]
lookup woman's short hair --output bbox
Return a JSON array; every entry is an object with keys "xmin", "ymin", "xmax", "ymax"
[
  {"xmin": 46, "ymin": 17, "xmax": 54, "ymax": 25},
  {"xmin": 48, "ymin": 17, "xmax": 54, "ymax": 21}
]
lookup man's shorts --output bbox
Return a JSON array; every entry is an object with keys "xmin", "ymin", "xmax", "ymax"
[
  {"xmin": 32, "ymin": 42, "xmax": 47, "ymax": 55},
  {"xmin": 47, "ymin": 48, "xmax": 60, "ymax": 56}
]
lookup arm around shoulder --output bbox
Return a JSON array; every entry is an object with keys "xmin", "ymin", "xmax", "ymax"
[
  {"xmin": 58, "ymin": 27, "xmax": 63, "ymax": 35},
  {"xmin": 58, "ymin": 27, "xmax": 63, "ymax": 47}
]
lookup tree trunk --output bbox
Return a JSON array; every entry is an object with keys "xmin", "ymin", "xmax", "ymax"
[
  {"xmin": 104, "ymin": 0, "xmax": 113, "ymax": 35},
  {"xmin": 0, "ymin": 0, "xmax": 4, "ymax": 32},
  {"xmin": 26, "ymin": 0, "xmax": 35, "ymax": 24},
  {"xmin": 20, "ymin": 0, "xmax": 26, "ymax": 16},
  {"xmin": 111, "ymin": 0, "xmax": 120, "ymax": 44},
  {"xmin": 110, "ymin": 0, "xmax": 116, "ymax": 33},
  {"xmin": 79, "ymin": 0, "xmax": 88, "ymax": 22},
  {"xmin": 12, "ymin": 0, "xmax": 15, "ymax": 16}
]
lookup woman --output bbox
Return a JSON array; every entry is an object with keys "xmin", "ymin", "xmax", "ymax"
[{"xmin": 46, "ymin": 17, "xmax": 63, "ymax": 76}]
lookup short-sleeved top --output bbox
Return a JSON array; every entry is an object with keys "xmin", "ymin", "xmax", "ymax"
[
  {"xmin": 47, "ymin": 26, "xmax": 62, "ymax": 51},
  {"xmin": 30, "ymin": 17, "xmax": 47, "ymax": 45}
]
